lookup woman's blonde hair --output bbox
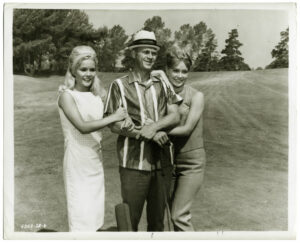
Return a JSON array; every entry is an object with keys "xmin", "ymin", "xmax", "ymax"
[{"xmin": 60, "ymin": 46, "xmax": 106, "ymax": 101}]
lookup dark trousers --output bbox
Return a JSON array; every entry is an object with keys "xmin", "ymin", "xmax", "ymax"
[{"xmin": 119, "ymin": 166, "xmax": 172, "ymax": 231}]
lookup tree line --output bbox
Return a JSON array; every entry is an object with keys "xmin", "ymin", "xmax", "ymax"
[{"xmin": 13, "ymin": 9, "xmax": 288, "ymax": 75}]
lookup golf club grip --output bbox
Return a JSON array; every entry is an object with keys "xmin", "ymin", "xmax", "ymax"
[{"xmin": 115, "ymin": 203, "xmax": 133, "ymax": 231}]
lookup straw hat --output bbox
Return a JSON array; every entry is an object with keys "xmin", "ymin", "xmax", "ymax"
[{"xmin": 127, "ymin": 30, "xmax": 160, "ymax": 51}]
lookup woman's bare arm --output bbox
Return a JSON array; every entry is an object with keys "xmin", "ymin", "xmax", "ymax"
[{"xmin": 58, "ymin": 91, "xmax": 126, "ymax": 134}]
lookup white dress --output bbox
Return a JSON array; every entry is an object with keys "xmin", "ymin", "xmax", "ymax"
[{"xmin": 58, "ymin": 89, "xmax": 105, "ymax": 232}]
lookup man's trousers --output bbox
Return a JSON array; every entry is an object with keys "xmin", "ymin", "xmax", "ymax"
[{"xmin": 119, "ymin": 166, "xmax": 172, "ymax": 231}]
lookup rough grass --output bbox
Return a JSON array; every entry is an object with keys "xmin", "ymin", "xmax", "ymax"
[{"xmin": 13, "ymin": 69, "xmax": 288, "ymax": 232}]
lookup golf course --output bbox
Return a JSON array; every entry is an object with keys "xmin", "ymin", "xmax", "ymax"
[{"xmin": 14, "ymin": 68, "xmax": 288, "ymax": 232}]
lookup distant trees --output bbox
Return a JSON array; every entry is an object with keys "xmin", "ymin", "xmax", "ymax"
[
  {"xmin": 13, "ymin": 9, "xmax": 106, "ymax": 74},
  {"xmin": 193, "ymin": 29, "xmax": 219, "ymax": 71},
  {"xmin": 174, "ymin": 22, "xmax": 220, "ymax": 71},
  {"xmin": 266, "ymin": 28, "xmax": 289, "ymax": 69},
  {"xmin": 97, "ymin": 25, "xmax": 128, "ymax": 72},
  {"xmin": 218, "ymin": 29, "xmax": 250, "ymax": 71},
  {"xmin": 174, "ymin": 23, "xmax": 200, "ymax": 60},
  {"xmin": 13, "ymin": 10, "xmax": 256, "ymax": 75}
]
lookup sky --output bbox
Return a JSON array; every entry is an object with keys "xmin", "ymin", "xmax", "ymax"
[{"xmin": 85, "ymin": 8, "xmax": 289, "ymax": 69}]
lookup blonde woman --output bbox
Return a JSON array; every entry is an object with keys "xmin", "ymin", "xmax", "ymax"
[{"xmin": 58, "ymin": 46, "xmax": 126, "ymax": 231}]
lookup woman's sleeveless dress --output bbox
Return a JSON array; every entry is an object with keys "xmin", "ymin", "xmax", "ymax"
[
  {"xmin": 58, "ymin": 89, "xmax": 104, "ymax": 232},
  {"xmin": 172, "ymin": 85, "xmax": 206, "ymax": 170}
]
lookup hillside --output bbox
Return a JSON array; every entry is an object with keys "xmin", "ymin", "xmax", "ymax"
[
  {"xmin": 13, "ymin": 69, "xmax": 288, "ymax": 232},
  {"xmin": 190, "ymin": 69, "xmax": 288, "ymax": 171}
]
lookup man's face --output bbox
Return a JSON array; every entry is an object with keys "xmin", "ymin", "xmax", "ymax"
[{"xmin": 133, "ymin": 47, "xmax": 158, "ymax": 71}]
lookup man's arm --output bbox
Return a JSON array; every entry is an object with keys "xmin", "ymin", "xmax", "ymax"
[
  {"xmin": 152, "ymin": 103, "xmax": 180, "ymax": 131},
  {"xmin": 139, "ymin": 103, "xmax": 180, "ymax": 141}
]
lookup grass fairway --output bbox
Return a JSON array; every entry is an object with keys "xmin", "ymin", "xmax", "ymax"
[{"xmin": 13, "ymin": 69, "xmax": 288, "ymax": 232}]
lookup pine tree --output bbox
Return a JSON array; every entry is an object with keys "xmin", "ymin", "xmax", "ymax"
[
  {"xmin": 266, "ymin": 28, "xmax": 289, "ymax": 69},
  {"xmin": 219, "ymin": 29, "xmax": 250, "ymax": 71}
]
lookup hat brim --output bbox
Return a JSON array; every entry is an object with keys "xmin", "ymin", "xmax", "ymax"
[{"xmin": 126, "ymin": 44, "xmax": 160, "ymax": 51}]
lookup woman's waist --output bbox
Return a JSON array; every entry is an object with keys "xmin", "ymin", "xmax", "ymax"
[
  {"xmin": 175, "ymin": 147, "xmax": 205, "ymax": 156},
  {"xmin": 174, "ymin": 148, "xmax": 206, "ymax": 166},
  {"xmin": 64, "ymin": 137, "xmax": 102, "ymax": 151},
  {"xmin": 173, "ymin": 137, "xmax": 204, "ymax": 153}
]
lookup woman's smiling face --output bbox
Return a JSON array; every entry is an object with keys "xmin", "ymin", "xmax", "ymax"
[
  {"xmin": 75, "ymin": 59, "xmax": 96, "ymax": 89},
  {"xmin": 166, "ymin": 60, "xmax": 189, "ymax": 88}
]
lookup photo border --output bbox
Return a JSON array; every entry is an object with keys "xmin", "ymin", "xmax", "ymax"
[{"xmin": 3, "ymin": 1, "xmax": 298, "ymax": 240}]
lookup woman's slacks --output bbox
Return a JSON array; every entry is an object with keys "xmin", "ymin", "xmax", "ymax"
[{"xmin": 170, "ymin": 148, "xmax": 206, "ymax": 231}]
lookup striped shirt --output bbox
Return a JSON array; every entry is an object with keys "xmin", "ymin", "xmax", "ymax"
[{"xmin": 104, "ymin": 71, "xmax": 181, "ymax": 171}]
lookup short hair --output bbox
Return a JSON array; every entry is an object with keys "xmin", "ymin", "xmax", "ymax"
[{"xmin": 166, "ymin": 45, "xmax": 193, "ymax": 71}]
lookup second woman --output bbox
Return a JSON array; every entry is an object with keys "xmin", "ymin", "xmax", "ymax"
[{"xmin": 152, "ymin": 46, "xmax": 206, "ymax": 231}]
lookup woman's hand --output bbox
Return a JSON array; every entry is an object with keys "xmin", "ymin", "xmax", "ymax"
[
  {"xmin": 113, "ymin": 107, "xmax": 127, "ymax": 122},
  {"xmin": 151, "ymin": 70, "xmax": 182, "ymax": 103},
  {"xmin": 121, "ymin": 116, "xmax": 135, "ymax": 132},
  {"xmin": 151, "ymin": 70, "xmax": 173, "ymax": 90},
  {"xmin": 153, "ymin": 131, "xmax": 170, "ymax": 147}
]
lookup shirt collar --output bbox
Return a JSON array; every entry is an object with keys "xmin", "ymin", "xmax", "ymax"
[{"xmin": 128, "ymin": 71, "xmax": 160, "ymax": 85}]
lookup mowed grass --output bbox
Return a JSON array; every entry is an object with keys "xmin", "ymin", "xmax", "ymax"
[{"xmin": 13, "ymin": 69, "xmax": 288, "ymax": 232}]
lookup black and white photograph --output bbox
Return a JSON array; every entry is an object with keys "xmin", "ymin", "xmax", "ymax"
[{"xmin": 3, "ymin": 1, "xmax": 298, "ymax": 240}]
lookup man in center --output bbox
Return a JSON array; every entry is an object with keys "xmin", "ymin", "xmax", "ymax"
[{"xmin": 104, "ymin": 30, "xmax": 181, "ymax": 231}]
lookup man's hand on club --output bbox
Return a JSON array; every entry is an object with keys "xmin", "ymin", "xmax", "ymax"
[{"xmin": 137, "ymin": 124, "xmax": 157, "ymax": 141}]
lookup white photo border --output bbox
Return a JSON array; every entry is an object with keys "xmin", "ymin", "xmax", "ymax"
[{"xmin": 3, "ymin": 1, "xmax": 298, "ymax": 240}]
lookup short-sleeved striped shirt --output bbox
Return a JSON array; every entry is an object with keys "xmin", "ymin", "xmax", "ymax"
[{"xmin": 104, "ymin": 71, "xmax": 181, "ymax": 171}]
